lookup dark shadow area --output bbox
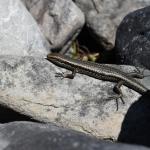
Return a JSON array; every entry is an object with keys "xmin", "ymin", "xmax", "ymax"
[
  {"xmin": 77, "ymin": 26, "xmax": 116, "ymax": 64},
  {"xmin": 118, "ymin": 90, "xmax": 150, "ymax": 147},
  {"xmin": 77, "ymin": 26, "xmax": 103, "ymax": 52},
  {"xmin": 0, "ymin": 105, "xmax": 40, "ymax": 123}
]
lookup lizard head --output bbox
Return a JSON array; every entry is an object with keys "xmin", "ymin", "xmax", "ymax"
[
  {"xmin": 46, "ymin": 53, "xmax": 69, "ymax": 67},
  {"xmin": 46, "ymin": 53, "xmax": 75, "ymax": 70},
  {"xmin": 47, "ymin": 53, "xmax": 62, "ymax": 61}
]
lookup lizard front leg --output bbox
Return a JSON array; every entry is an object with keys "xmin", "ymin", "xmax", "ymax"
[{"xmin": 55, "ymin": 69, "xmax": 77, "ymax": 79}]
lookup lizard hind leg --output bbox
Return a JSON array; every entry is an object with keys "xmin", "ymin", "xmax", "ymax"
[
  {"xmin": 113, "ymin": 81, "xmax": 125, "ymax": 111},
  {"xmin": 107, "ymin": 81, "xmax": 125, "ymax": 111},
  {"xmin": 131, "ymin": 66, "xmax": 150, "ymax": 78}
]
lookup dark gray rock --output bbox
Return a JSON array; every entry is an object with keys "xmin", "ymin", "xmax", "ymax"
[
  {"xmin": 0, "ymin": 0, "xmax": 50, "ymax": 57},
  {"xmin": 0, "ymin": 121, "xmax": 149, "ymax": 150},
  {"xmin": 0, "ymin": 55, "xmax": 150, "ymax": 140},
  {"xmin": 22, "ymin": 0, "xmax": 85, "ymax": 53},
  {"xmin": 115, "ymin": 6, "xmax": 150, "ymax": 69},
  {"xmin": 118, "ymin": 90, "xmax": 150, "ymax": 147},
  {"xmin": 74, "ymin": 0, "xmax": 150, "ymax": 50}
]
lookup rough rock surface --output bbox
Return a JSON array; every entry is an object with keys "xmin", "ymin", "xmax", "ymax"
[
  {"xmin": 0, "ymin": 0, "xmax": 50, "ymax": 57},
  {"xmin": 22, "ymin": 0, "xmax": 85, "ymax": 53},
  {"xmin": 74, "ymin": 0, "xmax": 150, "ymax": 50},
  {"xmin": 115, "ymin": 6, "xmax": 150, "ymax": 70},
  {"xmin": 0, "ymin": 121, "xmax": 150, "ymax": 150},
  {"xmin": 0, "ymin": 55, "xmax": 150, "ymax": 141}
]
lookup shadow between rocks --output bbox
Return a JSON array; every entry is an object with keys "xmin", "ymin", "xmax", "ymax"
[
  {"xmin": 118, "ymin": 90, "xmax": 150, "ymax": 147},
  {"xmin": 0, "ymin": 105, "xmax": 39, "ymax": 123}
]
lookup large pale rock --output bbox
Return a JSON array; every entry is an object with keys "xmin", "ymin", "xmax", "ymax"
[
  {"xmin": 0, "ymin": 121, "xmax": 150, "ymax": 150},
  {"xmin": 0, "ymin": 55, "xmax": 150, "ymax": 141},
  {"xmin": 74, "ymin": 0, "xmax": 150, "ymax": 50},
  {"xmin": 0, "ymin": 0, "xmax": 50, "ymax": 57},
  {"xmin": 22, "ymin": 0, "xmax": 85, "ymax": 53}
]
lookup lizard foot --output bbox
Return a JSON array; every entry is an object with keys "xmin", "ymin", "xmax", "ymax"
[
  {"xmin": 107, "ymin": 94, "xmax": 125, "ymax": 111},
  {"xmin": 55, "ymin": 72, "xmax": 66, "ymax": 79}
]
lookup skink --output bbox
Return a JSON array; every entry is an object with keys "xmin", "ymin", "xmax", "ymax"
[{"xmin": 47, "ymin": 53, "xmax": 148, "ymax": 108}]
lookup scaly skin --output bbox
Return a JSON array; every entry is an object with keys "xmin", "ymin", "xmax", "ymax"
[{"xmin": 47, "ymin": 53, "xmax": 148, "ymax": 95}]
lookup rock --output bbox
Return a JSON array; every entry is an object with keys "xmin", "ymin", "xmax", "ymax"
[
  {"xmin": 0, "ymin": 0, "xmax": 50, "ymax": 57},
  {"xmin": 74, "ymin": 0, "xmax": 150, "ymax": 50},
  {"xmin": 115, "ymin": 6, "xmax": 150, "ymax": 70},
  {"xmin": 0, "ymin": 55, "xmax": 150, "ymax": 141},
  {"xmin": 0, "ymin": 121, "xmax": 150, "ymax": 150},
  {"xmin": 21, "ymin": 0, "xmax": 85, "ymax": 53},
  {"xmin": 118, "ymin": 91, "xmax": 150, "ymax": 147}
]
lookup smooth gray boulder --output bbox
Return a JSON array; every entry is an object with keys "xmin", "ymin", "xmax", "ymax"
[
  {"xmin": 22, "ymin": 0, "xmax": 85, "ymax": 53},
  {"xmin": 74, "ymin": 0, "xmax": 150, "ymax": 50},
  {"xmin": 0, "ymin": 0, "xmax": 50, "ymax": 57},
  {"xmin": 0, "ymin": 121, "xmax": 150, "ymax": 150},
  {"xmin": 0, "ymin": 55, "xmax": 150, "ymax": 141}
]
